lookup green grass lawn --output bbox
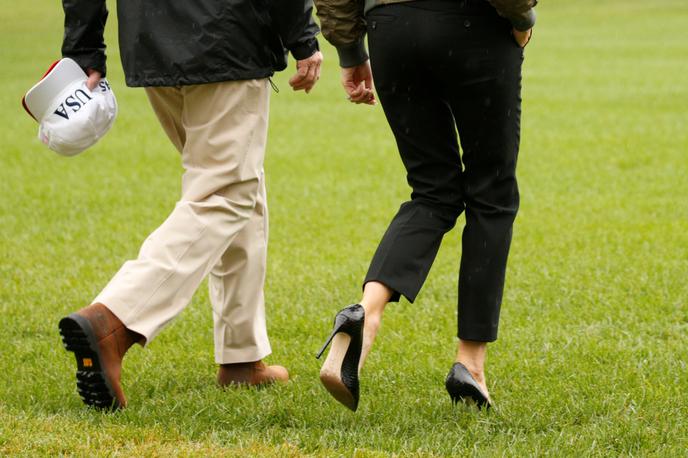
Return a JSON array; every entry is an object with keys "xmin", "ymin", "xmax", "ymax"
[{"xmin": 1, "ymin": 0, "xmax": 687, "ymax": 456}]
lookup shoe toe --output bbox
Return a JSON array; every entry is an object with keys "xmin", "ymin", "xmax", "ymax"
[{"xmin": 268, "ymin": 365, "xmax": 289, "ymax": 383}]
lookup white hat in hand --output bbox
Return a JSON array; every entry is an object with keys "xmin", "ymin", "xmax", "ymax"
[{"xmin": 22, "ymin": 58, "xmax": 117, "ymax": 156}]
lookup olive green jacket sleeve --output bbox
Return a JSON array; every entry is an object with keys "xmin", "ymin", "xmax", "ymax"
[
  {"xmin": 314, "ymin": 0, "xmax": 368, "ymax": 68},
  {"xmin": 487, "ymin": 0, "xmax": 538, "ymax": 31}
]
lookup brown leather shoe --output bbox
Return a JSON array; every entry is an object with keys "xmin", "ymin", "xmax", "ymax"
[
  {"xmin": 217, "ymin": 360, "xmax": 289, "ymax": 387},
  {"xmin": 58, "ymin": 303, "xmax": 142, "ymax": 409}
]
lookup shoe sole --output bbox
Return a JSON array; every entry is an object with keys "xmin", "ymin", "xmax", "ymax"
[
  {"xmin": 58, "ymin": 314, "xmax": 120, "ymax": 410},
  {"xmin": 319, "ymin": 333, "xmax": 357, "ymax": 411}
]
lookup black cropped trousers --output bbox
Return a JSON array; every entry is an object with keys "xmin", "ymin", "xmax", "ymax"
[{"xmin": 364, "ymin": 0, "xmax": 524, "ymax": 342}]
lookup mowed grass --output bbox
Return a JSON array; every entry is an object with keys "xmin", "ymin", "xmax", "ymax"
[{"xmin": 1, "ymin": 0, "xmax": 687, "ymax": 456}]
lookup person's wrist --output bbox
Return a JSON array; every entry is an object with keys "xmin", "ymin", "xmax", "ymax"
[
  {"xmin": 336, "ymin": 40, "xmax": 368, "ymax": 68},
  {"xmin": 291, "ymin": 38, "xmax": 320, "ymax": 61}
]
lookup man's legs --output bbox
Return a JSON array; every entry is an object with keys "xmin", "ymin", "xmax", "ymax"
[{"xmin": 60, "ymin": 79, "xmax": 276, "ymax": 408}]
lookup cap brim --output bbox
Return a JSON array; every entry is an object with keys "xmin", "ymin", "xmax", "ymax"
[{"xmin": 23, "ymin": 58, "xmax": 87, "ymax": 121}]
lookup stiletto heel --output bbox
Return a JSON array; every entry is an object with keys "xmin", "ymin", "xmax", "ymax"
[
  {"xmin": 316, "ymin": 304, "xmax": 365, "ymax": 411},
  {"xmin": 445, "ymin": 362, "xmax": 491, "ymax": 410},
  {"xmin": 316, "ymin": 311, "xmax": 352, "ymax": 359},
  {"xmin": 315, "ymin": 332, "xmax": 336, "ymax": 360}
]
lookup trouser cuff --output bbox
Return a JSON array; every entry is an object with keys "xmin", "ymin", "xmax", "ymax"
[
  {"xmin": 458, "ymin": 322, "xmax": 498, "ymax": 342},
  {"xmin": 362, "ymin": 276, "xmax": 417, "ymax": 303},
  {"xmin": 95, "ymin": 296, "xmax": 155, "ymax": 346},
  {"xmin": 215, "ymin": 345, "xmax": 272, "ymax": 365}
]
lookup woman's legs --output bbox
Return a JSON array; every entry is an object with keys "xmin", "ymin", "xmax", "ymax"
[{"xmin": 320, "ymin": 1, "xmax": 521, "ymax": 408}]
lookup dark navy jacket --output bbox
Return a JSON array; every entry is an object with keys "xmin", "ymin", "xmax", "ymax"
[{"xmin": 61, "ymin": 0, "xmax": 320, "ymax": 87}]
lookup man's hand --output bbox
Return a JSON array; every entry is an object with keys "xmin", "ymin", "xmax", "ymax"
[
  {"xmin": 341, "ymin": 60, "xmax": 376, "ymax": 105},
  {"xmin": 513, "ymin": 28, "xmax": 533, "ymax": 48},
  {"xmin": 289, "ymin": 51, "xmax": 323, "ymax": 93},
  {"xmin": 86, "ymin": 69, "xmax": 103, "ymax": 91}
]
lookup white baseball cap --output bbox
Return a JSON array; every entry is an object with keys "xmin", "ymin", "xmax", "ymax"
[{"xmin": 23, "ymin": 58, "xmax": 117, "ymax": 156}]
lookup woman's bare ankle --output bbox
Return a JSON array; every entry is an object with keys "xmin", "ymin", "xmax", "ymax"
[
  {"xmin": 357, "ymin": 282, "xmax": 393, "ymax": 370},
  {"xmin": 455, "ymin": 339, "xmax": 488, "ymax": 389},
  {"xmin": 360, "ymin": 282, "xmax": 392, "ymax": 316}
]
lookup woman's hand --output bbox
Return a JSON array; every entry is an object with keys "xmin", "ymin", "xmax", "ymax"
[
  {"xmin": 341, "ymin": 61, "xmax": 376, "ymax": 105},
  {"xmin": 512, "ymin": 28, "xmax": 533, "ymax": 48}
]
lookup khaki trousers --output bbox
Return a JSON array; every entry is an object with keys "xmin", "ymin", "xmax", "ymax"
[{"xmin": 95, "ymin": 79, "xmax": 272, "ymax": 364}]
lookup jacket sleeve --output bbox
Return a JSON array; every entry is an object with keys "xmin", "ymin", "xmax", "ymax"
[
  {"xmin": 61, "ymin": 0, "xmax": 108, "ymax": 76},
  {"xmin": 271, "ymin": 0, "xmax": 321, "ymax": 61},
  {"xmin": 314, "ymin": 0, "xmax": 367, "ymax": 68},
  {"xmin": 487, "ymin": 0, "xmax": 538, "ymax": 31}
]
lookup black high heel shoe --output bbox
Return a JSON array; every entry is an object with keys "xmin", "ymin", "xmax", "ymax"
[
  {"xmin": 445, "ymin": 362, "xmax": 491, "ymax": 409},
  {"xmin": 315, "ymin": 304, "xmax": 365, "ymax": 411}
]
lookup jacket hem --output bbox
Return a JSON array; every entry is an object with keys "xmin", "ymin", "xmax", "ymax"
[{"xmin": 124, "ymin": 68, "xmax": 276, "ymax": 88}]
